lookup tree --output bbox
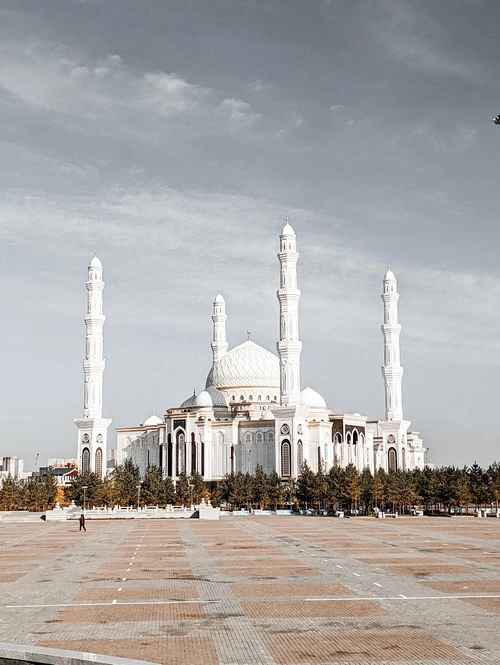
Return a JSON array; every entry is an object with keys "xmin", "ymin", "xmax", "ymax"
[
  {"xmin": 360, "ymin": 467, "xmax": 374, "ymax": 512},
  {"xmin": 326, "ymin": 465, "xmax": 344, "ymax": 510},
  {"xmin": 343, "ymin": 464, "xmax": 361, "ymax": 510},
  {"xmin": 0, "ymin": 475, "xmax": 20, "ymax": 510},
  {"xmin": 190, "ymin": 471, "xmax": 205, "ymax": 504},
  {"xmin": 164, "ymin": 476, "xmax": 177, "ymax": 505},
  {"xmin": 469, "ymin": 462, "xmax": 488, "ymax": 508},
  {"xmin": 296, "ymin": 462, "xmax": 315, "ymax": 508},
  {"xmin": 252, "ymin": 465, "xmax": 269, "ymax": 508},
  {"xmin": 267, "ymin": 471, "xmax": 284, "ymax": 509},
  {"xmin": 175, "ymin": 471, "xmax": 191, "ymax": 506},
  {"xmin": 112, "ymin": 458, "xmax": 140, "ymax": 506},
  {"xmin": 312, "ymin": 464, "xmax": 327, "ymax": 510},
  {"xmin": 487, "ymin": 462, "xmax": 500, "ymax": 510},
  {"xmin": 141, "ymin": 465, "xmax": 165, "ymax": 506},
  {"xmin": 66, "ymin": 472, "xmax": 103, "ymax": 508}
]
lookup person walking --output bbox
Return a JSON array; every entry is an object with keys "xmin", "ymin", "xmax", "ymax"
[{"xmin": 79, "ymin": 513, "xmax": 86, "ymax": 532}]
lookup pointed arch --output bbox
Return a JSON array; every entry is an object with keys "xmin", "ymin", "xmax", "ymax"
[
  {"xmin": 388, "ymin": 447, "xmax": 397, "ymax": 472},
  {"xmin": 281, "ymin": 440, "xmax": 291, "ymax": 477},
  {"xmin": 95, "ymin": 448, "xmax": 103, "ymax": 477},
  {"xmin": 81, "ymin": 447, "xmax": 90, "ymax": 474}
]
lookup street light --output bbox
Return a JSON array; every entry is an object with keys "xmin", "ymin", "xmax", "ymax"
[
  {"xmin": 137, "ymin": 482, "xmax": 142, "ymax": 511},
  {"xmin": 188, "ymin": 483, "xmax": 194, "ymax": 509},
  {"xmin": 82, "ymin": 486, "xmax": 88, "ymax": 512}
]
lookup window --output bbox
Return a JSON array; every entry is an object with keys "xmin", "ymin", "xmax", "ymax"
[
  {"xmin": 81, "ymin": 447, "xmax": 90, "ymax": 474},
  {"xmin": 297, "ymin": 439, "xmax": 303, "ymax": 471},
  {"xmin": 388, "ymin": 447, "xmax": 397, "ymax": 472},
  {"xmin": 167, "ymin": 433, "xmax": 173, "ymax": 477},
  {"xmin": 95, "ymin": 448, "xmax": 102, "ymax": 477},
  {"xmin": 281, "ymin": 440, "xmax": 291, "ymax": 477},
  {"xmin": 191, "ymin": 433, "xmax": 197, "ymax": 473}
]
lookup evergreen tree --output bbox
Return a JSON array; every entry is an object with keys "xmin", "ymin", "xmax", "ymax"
[
  {"xmin": 175, "ymin": 470, "xmax": 191, "ymax": 505},
  {"xmin": 252, "ymin": 465, "xmax": 269, "ymax": 508},
  {"xmin": 469, "ymin": 462, "xmax": 488, "ymax": 508},
  {"xmin": 326, "ymin": 465, "xmax": 344, "ymax": 510},
  {"xmin": 312, "ymin": 464, "xmax": 327, "ymax": 510},
  {"xmin": 267, "ymin": 471, "xmax": 284, "ymax": 509},
  {"xmin": 487, "ymin": 462, "xmax": 500, "ymax": 510},
  {"xmin": 141, "ymin": 465, "xmax": 165, "ymax": 506},
  {"xmin": 190, "ymin": 471, "xmax": 205, "ymax": 504},
  {"xmin": 0, "ymin": 475, "xmax": 20, "ymax": 510},
  {"xmin": 296, "ymin": 462, "xmax": 315, "ymax": 508},
  {"xmin": 164, "ymin": 476, "xmax": 177, "ymax": 505},
  {"xmin": 66, "ymin": 472, "xmax": 104, "ymax": 508},
  {"xmin": 112, "ymin": 458, "xmax": 141, "ymax": 505},
  {"xmin": 360, "ymin": 467, "xmax": 374, "ymax": 512},
  {"xmin": 343, "ymin": 464, "xmax": 361, "ymax": 510}
]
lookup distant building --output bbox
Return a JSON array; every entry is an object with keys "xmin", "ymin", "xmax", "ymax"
[
  {"xmin": 47, "ymin": 458, "xmax": 78, "ymax": 469},
  {"xmin": 1, "ymin": 456, "xmax": 25, "ymax": 480},
  {"xmin": 38, "ymin": 466, "xmax": 78, "ymax": 486}
]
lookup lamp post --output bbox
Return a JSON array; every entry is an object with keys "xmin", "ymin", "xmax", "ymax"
[
  {"xmin": 82, "ymin": 485, "xmax": 88, "ymax": 512},
  {"xmin": 137, "ymin": 482, "xmax": 142, "ymax": 511},
  {"xmin": 189, "ymin": 483, "xmax": 194, "ymax": 509}
]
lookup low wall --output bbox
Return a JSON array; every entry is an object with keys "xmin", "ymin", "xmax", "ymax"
[{"xmin": 0, "ymin": 642, "xmax": 157, "ymax": 665}]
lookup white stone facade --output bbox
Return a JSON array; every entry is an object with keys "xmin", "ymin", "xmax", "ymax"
[
  {"xmin": 75, "ymin": 256, "xmax": 111, "ymax": 478},
  {"xmin": 114, "ymin": 222, "xmax": 425, "ymax": 480}
]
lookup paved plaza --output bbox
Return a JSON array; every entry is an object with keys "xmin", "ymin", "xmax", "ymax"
[{"xmin": 0, "ymin": 516, "xmax": 499, "ymax": 664}]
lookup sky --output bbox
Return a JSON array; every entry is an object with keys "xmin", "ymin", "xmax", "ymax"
[{"xmin": 1, "ymin": 0, "xmax": 500, "ymax": 470}]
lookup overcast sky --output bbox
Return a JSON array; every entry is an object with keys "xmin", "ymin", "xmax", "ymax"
[{"xmin": 1, "ymin": 0, "xmax": 499, "ymax": 470}]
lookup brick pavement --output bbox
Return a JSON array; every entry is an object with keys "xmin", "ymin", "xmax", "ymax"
[{"xmin": 0, "ymin": 516, "xmax": 499, "ymax": 663}]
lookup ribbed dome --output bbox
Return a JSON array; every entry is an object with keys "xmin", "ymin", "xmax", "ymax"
[
  {"xmin": 205, "ymin": 385, "xmax": 228, "ymax": 407},
  {"xmin": 208, "ymin": 340, "xmax": 280, "ymax": 390},
  {"xmin": 384, "ymin": 267, "xmax": 396, "ymax": 281},
  {"xmin": 300, "ymin": 386, "xmax": 327, "ymax": 409},
  {"xmin": 143, "ymin": 414, "xmax": 163, "ymax": 426},
  {"xmin": 180, "ymin": 391, "xmax": 197, "ymax": 408},
  {"xmin": 90, "ymin": 255, "xmax": 102, "ymax": 268}
]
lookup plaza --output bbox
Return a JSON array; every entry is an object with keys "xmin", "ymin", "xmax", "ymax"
[{"xmin": 0, "ymin": 516, "xmax": 499, "ymax": 664}]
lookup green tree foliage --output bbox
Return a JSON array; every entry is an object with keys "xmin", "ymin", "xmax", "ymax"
[
  {"xmin": 175, "ymin": 470, "xmax": 191, "ymax": 506},
  {"xmin": 141, "ymin": 465, "xmax": 165, "ymax": 506},
  {"xmin": 112, "ymin": 458, "xmax": 140, "ymax": 506},
  {"xmin": 66, "ymin": 472, "xmax": 103, "ymax": 508},
  {"xmin": 0, "ymin": 475, "xmax": 20, "ymax": 510},
  {"xmin": 190, "ymin": 471, "xmax": 205, "ymax": 504},
  {"xmin": 296, "ymin": 462, "xmax": 315, "ymax": 507},
  {"xmin": 252, "ymin": 465, "xmax": 269, "ymax": 508}
]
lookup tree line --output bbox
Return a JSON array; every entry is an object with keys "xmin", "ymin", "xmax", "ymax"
[{"xmin": 1, "ymin": 459, "xmax": 499, "ymax": 513}]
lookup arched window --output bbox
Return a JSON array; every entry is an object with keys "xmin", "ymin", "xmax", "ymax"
[
  {"xmin": 191, "ymin": 432, "xmax": 197, "ymax": 473},
  {"xmin": 230, "ymin": 445, "xmax": 235, "ymax": 474},
  {"xmin": 95, "ymin": 448, "xmax": 102, "ymax": 477},
  {"xmin": 297, "ymin": 439, "xmax": 303, "ymax": 471},
  {"xmin": 176, "ymin": 430, "xmax": 186, "ymax": 473},
  {"xmin": 249, "ymin": 395, "xmax": 253, "ymax": 401},
  {"xmin": 167, "ymin": 433, "xmax": 173, "ymax": 477},
  {"xmin": 240, "ymin": 395, "xmax": 244, "ymax": 401},
  {"xmin": 266, "ymin": 395, "xmax": 270, "ymax": 401},
  {"xmin": 81, "ymin": 447, "xmax": 90, "ymax": 474},
  {"xmin": 244, "ymin": 432, "xmax": 252, "ymax": 445},
  {"xmin": 267, "ymin": 432, "xmax": 274, "ymax": 444},
  {"xmin": 402, "ymin": 447, "xmax": 406, "ymax": 472},
  {"xmin": 281, "ymin": 440, "xmax": 291, "ymax": 477},
  {"xmin": 257, "ymin": 395, "xmax": 262, "ymax": 401},
  {"xmin": 256, "ymin": 432, "xmax": 263, "ymax": 444},
  {"xmin": 388, "ymin": 447, "xmax": 397, "ymax": 472},
  {"xmin": 333, "ymin": 432, "xmax": 342, "ymax": 444}
]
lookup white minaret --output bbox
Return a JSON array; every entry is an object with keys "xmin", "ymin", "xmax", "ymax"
[
  {"xmin": 277, "ymin": 219, "xmax": 302, "ymax": 407},
  {"xmin": 211, "ymin": 292, "xmax": 228, "ymax": 364},
  {"xmin": 74, "ymin": 256, "xmax": 111, "ymax": 479},
  {"xmin": 381, "ymin": 267, "xmax": 404, "ymax": 421}
]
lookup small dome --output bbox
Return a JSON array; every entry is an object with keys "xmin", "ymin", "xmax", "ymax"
[
  {"xmin": 214, "ymin": 291, "xmax": 225, "ymax": 304},
  {"xmin": 195, "ymin": 390, "xmax": 213, "ymax": 407},
  {"xmin": 300, "ymin": 386, "xmax": 327, "ymax": 409},
  {"xmin": 205, "ymin": 385, "xmax": 228, "ymax": 408},
  {"xmin": 384, "ymin": 267, "xmax": 396, "ymax": 281},
  {"xmin": 90, "ymin": 255, "xmax": 102, "ymax": 268},
  {"xmin": 143, "ymin": 414, "xmax": 163, "ymax": 426},
  {"xmin": 180, "ymin": 391, "xmax": 197, "ymax": 408},
  {"xmin": 281, "ymin": 221, "xmax": 295, "ymax": 236}
]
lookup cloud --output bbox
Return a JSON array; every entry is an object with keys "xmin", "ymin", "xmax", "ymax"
[
  {"xmin": 373, "ymin": 0, "xmax": 483, "ymax": 82},
  {"xmin": 0, "ymin": 41, "xmax": 262, "ymax": 141},
  {"xmin": 247, "ymin": 79, "xmax": 273, "ymax": 93}
]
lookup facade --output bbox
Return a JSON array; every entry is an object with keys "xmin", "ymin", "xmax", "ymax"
[
  {"xmin": 74, "ymin": 256, "xmax": 111, "ymax": 479},
  {"xmin": 109, "ymin": 222, "xmax": 425, "ymax": 482}
]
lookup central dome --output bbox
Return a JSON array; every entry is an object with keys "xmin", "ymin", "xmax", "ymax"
[{"xmin": 207, "ymin": 340, "xmax": 280, "ymax": 390}]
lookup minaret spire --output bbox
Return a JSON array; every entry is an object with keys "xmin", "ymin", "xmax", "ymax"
[
  {"xmin": 381, "ymin": 267, "xmax": 404, "ymax": 421},
  {"xmin": 211, "ymin": 292, "xmax": 228, "ymax": 364},
  {"xmin": 74, "ymin": 255, "xmax": 111, "ymax": 479},
  {"xmin": 277, "ymin": 219, "xmax": 302, "ymax": 407}
]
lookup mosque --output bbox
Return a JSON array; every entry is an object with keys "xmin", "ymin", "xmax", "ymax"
[{"xmin": 75, "ymin": 221, "xmax": 425, "ymax": 482}]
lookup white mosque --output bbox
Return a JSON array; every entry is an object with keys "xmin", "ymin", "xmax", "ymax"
[{"xmin": 75, "ymin": 221, "xmax": 425, "ymax": 482}]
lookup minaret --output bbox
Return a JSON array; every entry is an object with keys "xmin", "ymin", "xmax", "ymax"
[
  {"xmin": 211, "ymin": 292, "xmax": 228, "ymax": 364},
  {"xmin": 74, "ymin": 256, "xmax": 111, "ymax": 479},
  {"xmin": 277, "ymin": 219, "xmax": 302, "ymax": 407},
  {"xmin": 381, "ymin": 267, "xmax": 404, "ymax": 421}
]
